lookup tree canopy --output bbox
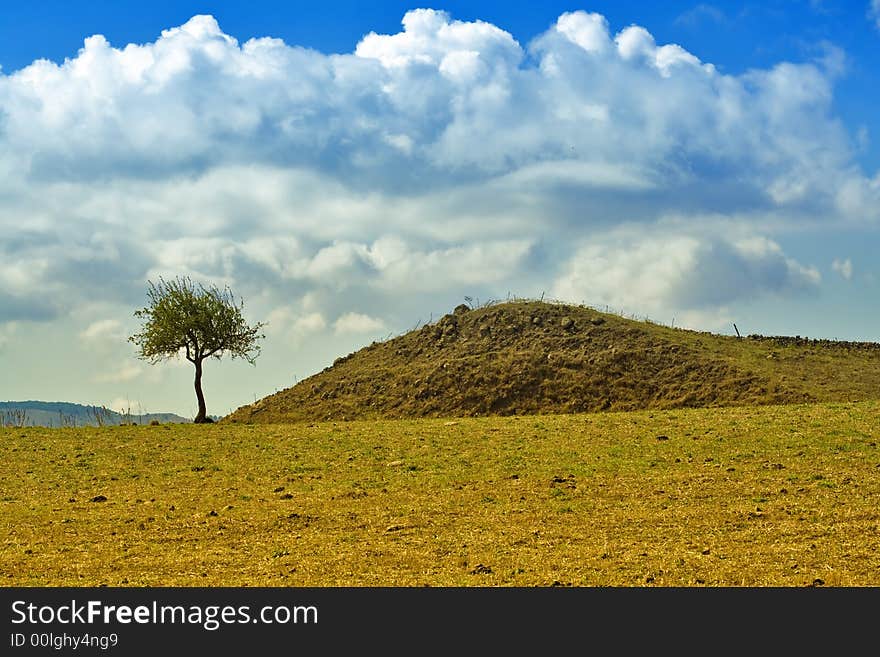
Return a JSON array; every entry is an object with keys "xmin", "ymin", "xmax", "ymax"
[{"xmin": 129, "ymin": 276, "xmax": 266, "ymax": 422}]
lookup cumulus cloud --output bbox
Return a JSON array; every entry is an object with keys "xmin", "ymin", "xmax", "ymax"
[
  {"xmin": 832, "ymin": 258, "xmax": 853, "ymax": 280},
  {"xmin": 362, "ymin": 237, "xmax": 534, "ymax": 291},
  {"xmin": 355, "ymin": 8, "xmax": 521, "ymax": 70},
  {"xmin": 551, "ymin": 227, "xmax": 820, "ymax": 323},
  {"xmin": 266, "ymin": 306, "xmax": 328, "ymax": 344},
  {"xmin": 0, "ymin": 8, "xmax": 877, "ymax": 410},
  {"xmin": 292, "ymin": 312, "xmax": 327, "ymax": 335},
  {"xmin": 333, "ymin": 312, "xmax": 386, "ymax": 335},
  {"xmin": 79, "ymin": 319, "xmax": 126, "ymax": 342},
  {"xmin": 1, "ymin": 8, "xmax": 872, "ymax": 211},
  {"xmin": 0, "ymin": 256, "xmax": 59, "ymax": 321}
]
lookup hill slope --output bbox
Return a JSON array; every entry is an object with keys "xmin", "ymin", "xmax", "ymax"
[{"xmin": 225, "ymin": 300, "xmax": 880, "ymax": 423}]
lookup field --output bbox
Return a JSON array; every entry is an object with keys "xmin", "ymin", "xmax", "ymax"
[{"xmin": 2, "ymin": 400, "xmax": 879, "ymax": 586}]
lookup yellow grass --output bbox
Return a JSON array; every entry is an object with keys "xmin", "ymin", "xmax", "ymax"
[{"xmin": 2, "ymin": 400, "xmax": 879, "ymax": 586}]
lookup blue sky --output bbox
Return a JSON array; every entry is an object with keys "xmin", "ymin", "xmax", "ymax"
[{"xmin": 1, "ymin": 2, "xmax": 879, "ymax": 417}]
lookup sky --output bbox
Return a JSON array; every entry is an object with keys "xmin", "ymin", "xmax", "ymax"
[{"xmin": 1, "ymin": 1, "xmax": 879, "ymax": 418}]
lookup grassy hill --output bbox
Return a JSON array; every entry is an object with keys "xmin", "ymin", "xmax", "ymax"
[{"xmin": 225, "ymin": 300, "xmax": 880, "ymax": 423}]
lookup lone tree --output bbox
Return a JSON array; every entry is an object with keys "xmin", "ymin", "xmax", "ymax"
[{"xmin": 129, "ymin": 276, "xmax": 266, "ymax": 423}]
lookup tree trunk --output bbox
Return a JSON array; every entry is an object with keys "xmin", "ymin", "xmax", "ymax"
[{"xmin": 193, "ymin": 358, "xmax": 208, "ymax": 423}]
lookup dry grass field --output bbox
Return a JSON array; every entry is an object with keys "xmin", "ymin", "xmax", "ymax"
[{"xmin": 2, "ymin": 400, "xmax": 879, "ymax": 586}]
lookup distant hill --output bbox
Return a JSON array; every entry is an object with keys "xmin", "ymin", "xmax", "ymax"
[
  {"xmin": 225, "ymin": 299, "xmax": 880, "ymax": 423},
  {"xmin": 0, "ymin": 401, "xmax": 192, "ymax": 428}
]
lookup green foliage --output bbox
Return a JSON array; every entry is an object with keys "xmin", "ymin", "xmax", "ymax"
[
  {"xmin": 129, "ymin": 276, "xmax": 266, "ymax": 423},
  {"xmin": 129, "ymin": 276, "xmax": 265, "ymax": 366}
]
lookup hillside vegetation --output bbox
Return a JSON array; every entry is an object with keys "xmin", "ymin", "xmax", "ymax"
[
  {"xmin": 226, "ymin": 300, "xmax": 880, "ymax": 424},
  {"xmin": 2, "ymin": 401, "xmax": 878, "ymax": 586}
]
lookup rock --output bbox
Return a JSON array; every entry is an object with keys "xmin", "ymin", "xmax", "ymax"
[
  {"xmin": 656, "ymin": 435, "xmax": 669, "ymax": 441},
  {"xmin": 90, "ymin": 495, "xmax": 107, "ymax": 503},
  {"xmin": 591, "ymin": 317, "xmax": 606, "ymax": 326},
  {"xmin": 531, "ymin": 316, "xmax": 542, "ymax": 326},
  {"xmin": 453, "ymin": 304, "xmax": 470, "ymax": 315},
  {"xmin": 470, "ymin": 564, "xmax": 493, "ymax": 575},
  {"xmin": 561, "ymin": 317, "xmax": 574, "ymax": 330}
]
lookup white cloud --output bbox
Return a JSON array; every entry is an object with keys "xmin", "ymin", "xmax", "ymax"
[
  {"xmin": 0, "ymin": 322, "xmax": 16, "ymax": 352},
  {"xmin": 95, "ymin": 362, "xmax": 142, "ymax": 383},
  {"xmin": 79, "ymin": 319, "xmax": 125, "ymax": 342},
  {"xmin": 613, "ymin": 24, "xmax": 709, "ymax": 77},
  {"xmin": 0, "ymin": 7, "xmax": 870, "ymax": 211},
  {"xmin": 0, "ymin": 10, "xmax": 877, "ymax": 414},
  {"xmin": 551, "ymin": 228, "xmax": 820, "ymax": 325},
  {"xmin": 333, "ymin": 312, "xmax": 386, "ymax": 335},
  {"xmin": 266, "ymin": 307, "xmax": 327, "ymax": 344},
  {"xmin": 832, "ymin": 258, "xmax": 853, "ymax": 280},
  {"xmin": 671, "ymin": 308, "xmax": 735, "ymax": 333},
  {"xmin": 363, "ymin": 237, "xmax": 534, "ymax": 291},
  {"xmin": 494, "ymin": 160, "xmax": 653, "ymax": 191},
  {"xmin": 292, "ymin": 312, "xmax": 327, "ymax": 335},
  {"xmin": 355, "ymin": 8, "xmax": 521, "ymax": 71},
  {"xmin": 0, "ymin": 257, "xmax": 59, "ymax": 321},
  {"xmin": 306, "ymin": 242, "xmax": 372, "ymax": 281},
  {"xmin": 0, "ymin": 12, "xmax": 868, "ymax": 251},
  {"xmin": 555, "ymin": 11, "xmax": 612, "ymax": 54}
]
